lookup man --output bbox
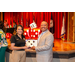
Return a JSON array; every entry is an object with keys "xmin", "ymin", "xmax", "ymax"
[{"xmin": 31, "ymin": 21, "xmax": 54, "ymax": 62}]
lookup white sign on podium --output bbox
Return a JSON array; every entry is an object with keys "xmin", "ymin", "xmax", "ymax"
[{"xmin": 26, "ymin": 40, "xmax": 37, "ymax": 47}]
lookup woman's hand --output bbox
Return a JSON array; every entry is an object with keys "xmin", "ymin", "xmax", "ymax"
[
  {"xmin": 23, "ymin": 46, "xmax": 28, "ymax": 49},
  {"xmin": 30, "ymin": 46, "xmax": 35, "ymax": 50}
]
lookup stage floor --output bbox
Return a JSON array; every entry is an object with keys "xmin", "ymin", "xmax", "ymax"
[{"xmin": 53, "ymin": 39, "xmax": 75, "ymax": 52}]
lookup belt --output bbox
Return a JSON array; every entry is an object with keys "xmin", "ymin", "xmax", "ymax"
[
  {"xmin": 16, "ymin": 49, "xmax": 25, "ymax": 51},
  {"xmin": 6, "ymin": 47, "xmax": 12, "ymax": 53}
]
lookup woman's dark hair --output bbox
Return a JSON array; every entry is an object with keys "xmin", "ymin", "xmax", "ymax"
[
  {"xmin": 15, "ymin": 25, "xmax": 23, "ymax": 31},
  {"xmin": 0, "ymin": 20, "xmax": 4, "ymax": 29}
]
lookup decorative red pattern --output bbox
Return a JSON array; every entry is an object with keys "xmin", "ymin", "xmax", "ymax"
[{"xmin": 23, "ymin": 28, "xmax": 41, "ymax": 40}]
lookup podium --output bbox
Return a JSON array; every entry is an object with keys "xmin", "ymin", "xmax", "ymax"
[{"xmin": 5, "ymin": 28, "xmax": 15, "ymax": 34}]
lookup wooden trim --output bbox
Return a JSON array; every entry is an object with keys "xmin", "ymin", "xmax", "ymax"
[
  {"xmin": 1, "ymin": 12, "xmax": 3, "ymax": 21},
  {"xmin": 67, "ymin": 12, "xmax": 69, "ymax": 41},
  {"xmin": 73, "ymin": 12, "xmax": 75, "ymax": 42}
]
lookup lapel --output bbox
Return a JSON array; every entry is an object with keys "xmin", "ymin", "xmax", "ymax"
[{"xmin": 38, "ymin": 30, "xmax": 49, "ymax": 45}]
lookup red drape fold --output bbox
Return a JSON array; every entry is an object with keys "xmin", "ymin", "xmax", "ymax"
[{"xmin": 29, "ymin": 12, "xmax": 33, "ymax": 24}]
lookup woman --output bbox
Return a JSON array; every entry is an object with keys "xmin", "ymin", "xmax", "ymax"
[
  {"xmin": 10, "ymin": 25, "xmax": 28, "ymax": 62},
  {"xmin": 0, "ymin": 21, "xmax": 8, "ymax": 62},
  {"xmin": 50, "ymin": 19, "xmax": 54, "ymax": 47}
]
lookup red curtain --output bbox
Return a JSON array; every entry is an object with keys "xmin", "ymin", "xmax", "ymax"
[
  {"xmin": 4, "ymin": 12, "xmax": 68, "ymax": 39},
  {"xmin": 23, "ymin": 12, "xmax": 26, "ymax": 28},
  {"xmin": 29, "ymin": 12, "xmax": 33, "ymax": 24}
]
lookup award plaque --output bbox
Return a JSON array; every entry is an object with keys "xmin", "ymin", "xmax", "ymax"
[{"xmin": 26, "ymin": 40, "xmax": 37, "ymax": 47}]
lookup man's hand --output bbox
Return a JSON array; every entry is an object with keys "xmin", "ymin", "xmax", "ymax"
[{"xmin": 31, "ymin": 46, "xmax": 35, "ymax": 50}]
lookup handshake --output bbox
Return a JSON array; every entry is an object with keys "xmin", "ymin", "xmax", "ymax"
[
  {"xmin": 28, "ymin": 46, "xmax": 35, "ymax": 50},
  {"xmin": 23, "ymin": 46, "xmax": 35, "ymax": 50}
]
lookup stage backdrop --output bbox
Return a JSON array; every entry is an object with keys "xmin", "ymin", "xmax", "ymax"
[{"xmin": 4, "ymin": 12, "xmax": 68, "ymax": 39}]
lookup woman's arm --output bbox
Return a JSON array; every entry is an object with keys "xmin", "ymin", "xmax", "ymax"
[{"xmin": 11, "ymin": 43, "xmax": 28, "ymax": 50}]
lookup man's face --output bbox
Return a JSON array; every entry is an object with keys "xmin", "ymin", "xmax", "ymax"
[{"xmin": 40, "ymin": 22, "xmax": 48, "ymax": 32}]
